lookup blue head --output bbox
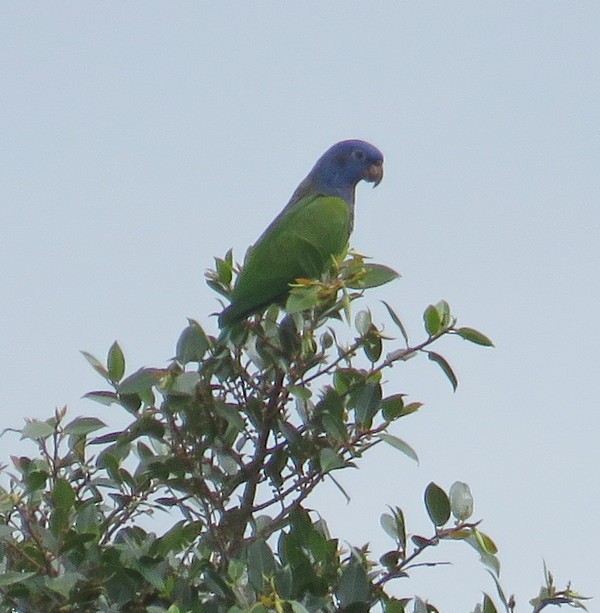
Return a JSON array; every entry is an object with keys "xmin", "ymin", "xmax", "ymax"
[{"xmin": 301, "ymin": 140, "xmax": 384, "ymax": 206}]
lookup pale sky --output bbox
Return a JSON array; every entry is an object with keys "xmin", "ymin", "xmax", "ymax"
[{"xmin": 2, "ymin": 4, "xmax": 599, "ymax": 610}]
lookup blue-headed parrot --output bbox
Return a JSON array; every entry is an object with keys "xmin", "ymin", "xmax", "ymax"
[{"xmin": 219, "ymin": 140, "xmax": 384, "ymax": 327}]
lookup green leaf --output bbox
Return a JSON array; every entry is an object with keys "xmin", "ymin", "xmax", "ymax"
[
  {"xmin": 168, "ymin": 372, "xmax": 201, "ymax": 396},
  {"xmin": 0, "ymin": 571, "xmax": 36, "ymax": 586},
  {"xmin": 384, "ymin": 598, "xmax": 409, "ymax": 613},
  {"xmin": 81, "ymin": 350, "xmax": 110, "ymax": 380},
  {"xmin": 378, "ymin": 433, "xmax": 419, "ymax": 464},
  {"xmin": 486, "ymin": 570, "xmax": 511, "ymax": 610},
  {"xmin": 118, "ymin": 368, "xmax": 162, "ymax": 395},
  {"xmin": 319, "ymin": 448, "xmax": 345, "ymax": 473},
  {"xmin": 456, "ymin": 327, "xmax": 494, "ymax": 347},
  {"xmin": 435, "ymin": 299, "xmax": 451, "ymax": 328},
  {"xmin": 473, "ymin": 528, "xmax": 498, "ymax": 554},
  {"xmin": 215, "ymin": 254, "xmax": 233, "ymax": 285},
  {"xmin": 424, "ymin": 482, "xmax": 451, "ymax": 526},
  {"xmin": 285, "ymin": 285, "xmax": 321, "ymax": 314},
  {"xmin": 176, "ymin": 320, "xmax": 210, "ymax": 363},
  {"xmin": 423, "ymin": 305, "xmax": 441, "ymax": 336},
  {"xmin": 381, "ymin": 301, "xmax": 410, "ymax": 345},
  {"xmin": 247, "ymin": 539, "xmax": 276, "ymax": 590},
  {"xmin": 449, "ymin": 481, "xmax": 473, "ymax": 521},
  {"xmin": 401, "ymin": 402, "xmax": 423, "ymax": 417},
  {"xmin": 391, "ymin": 507, "xmax": 406, "ymax": 550},
  {"xmin": 45, "ymin": 572, "xmax": 82, "ymax": 597},
  {"xmin": 288, "ymin": 602, "xmax": 310, "ymax": 613},
  {"xmin": 351, "ymin": 381, "xmax": 382, "ymax": 429},
  {"xmin": 21, "ymin": 420, "xmax": 55, "ymax": 440},
  {"xmin": 228, "ymin": 559, "xmax": 246, "ymax": 582},
  {"xmin": 413, "ymin": 597, "xmax": 428, "ymax": 613},
  {"xmin": 347, "ymin": 263, "xmax": 400, "ymax": 289},
  {"xmin": 381, "ymin": 394, "xmax": 404, "ymax": 420},
  {"xmin": 427, "ymin": 351, "xmax": 458, "ymax": 391},
  {"xmin": 107, "ymin": 341, "xmax": 125, "ymax": 382},
  {"xmin": 380, "ymin": 511, "xmax": 406, "ymax": 547},
  {"xmin": 337, "ymin": 559, "xmax": 370, "ymax": 607},
  {"xmin": 363, "ymin": 326, "xmax": 383, "ymax": 362},
  {"xmin": 83, "ymin": 391, "xmax": 119, "ymax": 406},
  {"xmin": 333, "ymin": 368, "xmax": 366, "ymax": 395},
  {"xmin": 355, "ymin": 310, "xmax": 372, "ymax": 336},
  {"xmin": 63, "ymin": 416, "xmax": 106, "ymax": 436},
  {"xmin": 52, "ymin": 478, "xmax": 76, "ymax": 510},
  {"xmin": 289, "ymin": 385, "xmax": 312, "ymax": 401},
  {"xmin": 482, "ymin": 594, "xmax": 498, "ymax": 613}
]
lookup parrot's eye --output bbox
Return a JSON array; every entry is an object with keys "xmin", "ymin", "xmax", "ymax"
[{"xmin": 352, "ymin": 150, "xmax": 366, "ymax": 161}]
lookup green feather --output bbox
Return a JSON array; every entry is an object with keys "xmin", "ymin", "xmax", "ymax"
[{"xmin": 220, "ymin": 194, "xmax": 350, "ymax": 325}]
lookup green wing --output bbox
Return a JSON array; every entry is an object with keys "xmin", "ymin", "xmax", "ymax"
[{"xmin": 221, "ymin": 194, "xmax": 351, "ymax": 325}]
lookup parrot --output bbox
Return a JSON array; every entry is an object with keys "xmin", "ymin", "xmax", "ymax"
[{"xmin": 219, "ymin": 139, "xmax": 384, "ymax": 327}]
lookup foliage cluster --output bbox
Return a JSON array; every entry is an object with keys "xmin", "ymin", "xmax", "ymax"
[{"xmin": 0, "ymin": 252, "xmax": 588, "ymax": 612}]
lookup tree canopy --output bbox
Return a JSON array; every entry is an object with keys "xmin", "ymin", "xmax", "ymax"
[{"xmin": 0, "ymin": 249, "xmax": 588, "ymax": 612}]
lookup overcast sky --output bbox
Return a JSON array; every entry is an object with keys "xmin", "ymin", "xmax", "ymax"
[{"xmin": 2, "ymin": 3, "xmax": 599, "ymax": 610}]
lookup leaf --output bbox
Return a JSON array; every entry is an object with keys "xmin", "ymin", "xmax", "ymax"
[
  {"xmin": 391, "ymin": 506, "xmax": 406, "ymax": 550},
  {"xmin": 449, "ymin": 481, "xmax": 473, "ymax": 521},
  {"xmin": 424, "ymin": 482, "xmax": 451, "ymax": 526},
  {"xmin": 228, "ymin": 559, "xmax": 246, "ymax": 582},
  {"xmin": 384, "ymin": 598, "xmax": 410, "ymax": 613},
  {"xmin": 351, "ymin": 381, "xmax": 382, "ymax": 429},
  {"xmin": 380, "ymin": 508, "xmax": 406, "ymax": 549},
  {"xmin": 333, "ymin": 368, "xmax": 366, "ymax": 395},
  {"xmin": 0, "ymin": 571, "xmax": 36, "ymax": 586},
  {"xmin": 215, "ymin": 254, "xmax": 233, "ymax": 285},
  {"xmin": 21, "ymin": 420, "xmax": 54, "ymax": 440},
  {"xmin": 347, "ymin": 263, "xmax": 400, "ymax": 289},
  {"xmin": 380, "ymin": 513, "xmax": 399, "ymax": 541},
  {"xmin": 411, "ymin": 535, "xmax": 430, "ymax": 549},
  {"xmin": 435, "ymin": 300, "xmax": 451, "ymax": 328},
  {"xmin": 456, "ymin": 327, "xmax": 494, "ymax": 347},
  {"xmin": 378, "ymin": 433, "xmax": 419, "ymax": 464},
  {"xmin": 90, "ymin": 431, "xmax": 122, "ymax": 445},
  {"xmin": 63, "ymin": 417, "xmax": 106, "ymax": 436},
  {"xmin": 319, "ymin": 448, "xmax": 345, "ymax": 473},
  {"xmin": 45, "ymin": 572, "xmax": 82, "ymax": 597},
  {"xmin": 473, "ymin": 528, "xmax": 498, "ymax": 554},
  {"xmin": 355, "ymin": 310, "xmax": 372, "ymax": 336},
  {"xmin": 401, "ymin": 401, "xmax": 423, "ymax": 416},
  {"xmin": 176, "ymin": 320, "xmax": 210, "ymax": 364},
  {"xmin": 246, "ymin": 539, "xmax": 276, "ymax": 590},
  {"xmin": 289, "ymin": 385, "xmax": 312, "ymax": 401},
  {"xmin": 52, "ymin": 478, "xmax": 76, "ymax": 510},
  {"xmin": 81, "ymin": 350, "xmax": 110, "ymax": 380},
  {"xmin": 363, "ymin": 326, "xmax": 383, "ymax": 362},
  {"xmin": 412, "ymin": 597, "xmax": 429, "ymax": 613},
  {"xmin": 107, "ymin": 341, "xmax": 125, "ymax": 382},
  {"xmin": 83, "ymin": 391, "xmax": 119, "ymax": 406},
  {"xmin": 482, "ymin": 594, "xmax": 498, "ymax": 613},
  {"xmin": 168, "ymin": 372, "xmax": 201, "ymax": 396},
  {"xmin": 381, "ymin": 301, "xmax": 410, "ymax": 345},
  {"xmin": 486, "ymin": 570, "xmax": 510, "ymax": 609},
  {"xmin": 285, "ymin": 285, "xmax": 321, "ymax": 314},
  {"xmin": 337, "ymin": 559, "xmax": 370, "ymax": 607},
  {"xmin": 288, "ymin": 602, "xmax": 310, "ymax": 613},
  {"xmin": 423, "ymin": 305, "xmax": 441, "ymax": 336},
  {"xmin": 427, "ymin": 351, "xmax": 458, "ymax": 391},
  {"xmin": 381, "ymin": 394, "xmax": 404, "ymax": 421},
  {"xmin": 118, "ymin": 368, "xmax": 162, "ymax": 395}
]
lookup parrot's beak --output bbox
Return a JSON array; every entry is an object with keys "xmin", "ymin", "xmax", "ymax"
[{"xmin": 364, "ymin": 161, "xmax": 383, "ymax": 187}]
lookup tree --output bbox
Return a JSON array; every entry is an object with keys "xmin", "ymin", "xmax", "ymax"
[{"xmin": 0, "ymin": 249, "xmax": 588, "ymax": 612}]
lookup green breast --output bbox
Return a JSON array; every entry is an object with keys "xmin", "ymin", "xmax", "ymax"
[{"xmin": 225, "ymin": 194, "xmax": 351, "ymax": 323}]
